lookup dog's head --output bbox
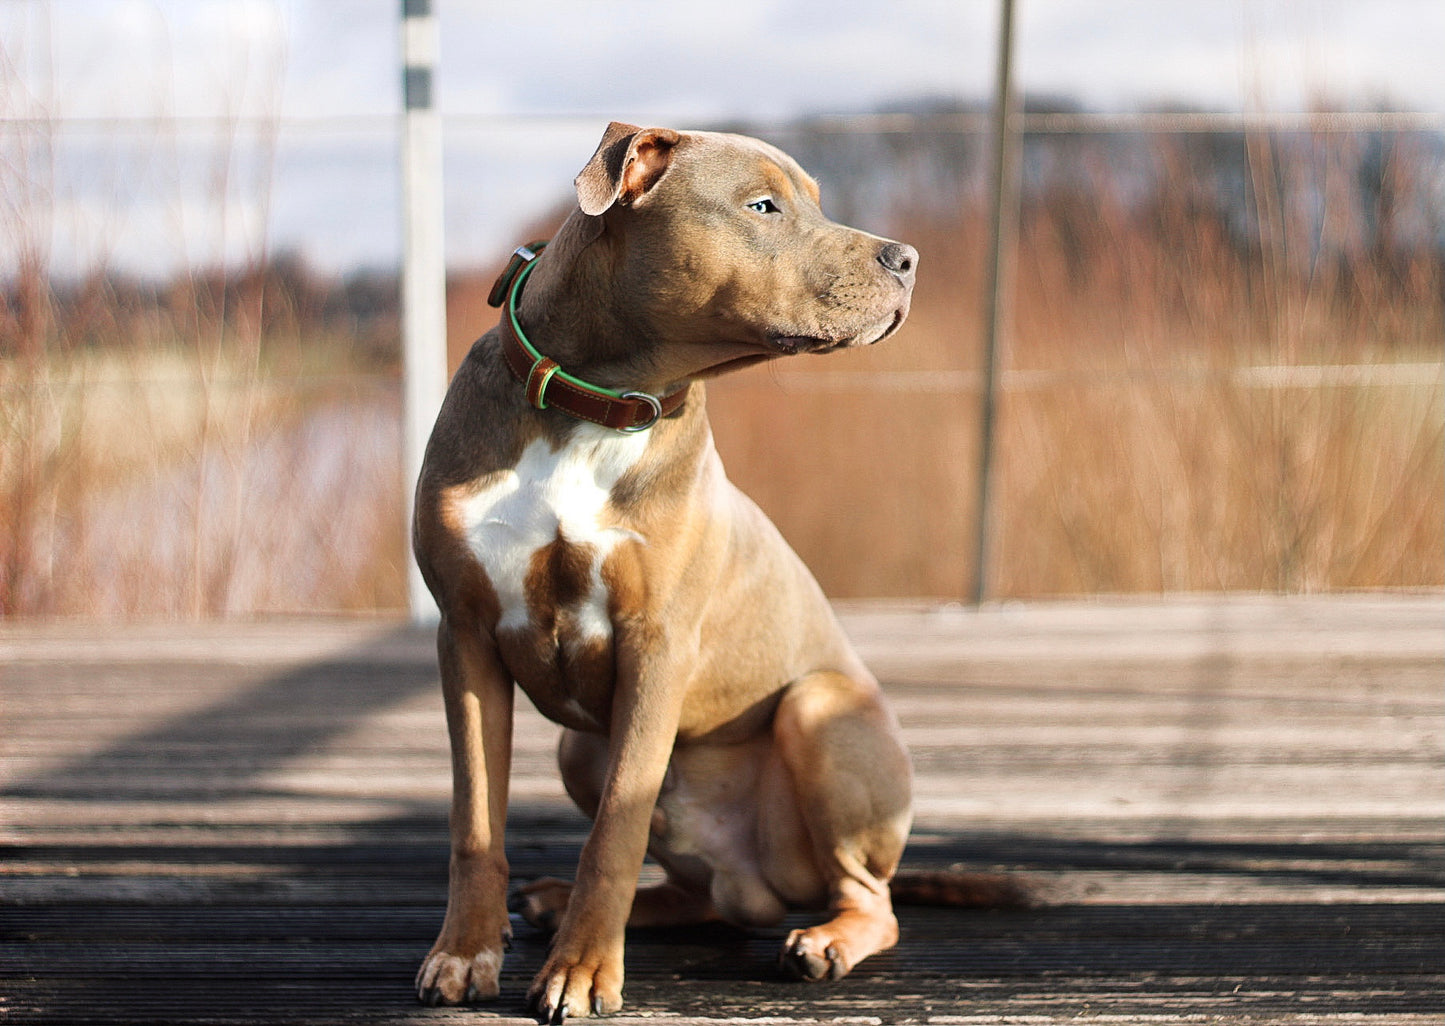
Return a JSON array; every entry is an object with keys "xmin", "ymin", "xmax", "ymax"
[{"xmin": 561, "ymin": 122, "xmax": 916, "ymax": 382}]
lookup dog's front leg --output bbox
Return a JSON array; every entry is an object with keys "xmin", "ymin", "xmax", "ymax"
[
  {"xmin": 528, "ymin": 632, "xmax": 686, "ymax": 1022},
  {"xmin": 416, "ymin": 618, "xmax": 515, "ymax": 1006}
]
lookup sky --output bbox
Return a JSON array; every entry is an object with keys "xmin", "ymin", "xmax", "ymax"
[{"xmin": 1, "ymin": 0, "xmax": 1441, "ymax": 278}]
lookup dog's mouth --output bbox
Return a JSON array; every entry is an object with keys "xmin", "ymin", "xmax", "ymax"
[
  {"xmin": 768, "ymin": 334, "xmax": 845, "ymax": 356},
  {"xmin": 691, "ymin": 307, "xmax": 911, "ymax": 382},
  {"xmin": 769, "ymin": 308, "xmax": 907, "ymax": 355},
  {"xmin": 871, "ymin": 307, "xmax": 908, "ymax": 345}
]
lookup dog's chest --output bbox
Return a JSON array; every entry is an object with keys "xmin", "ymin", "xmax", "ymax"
[{"xmin": 456, "ymin": 424, "xmax": 649, "ymax": 645}]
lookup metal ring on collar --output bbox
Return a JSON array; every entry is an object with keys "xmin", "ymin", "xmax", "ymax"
[
  {"xmin": 619, "ymin": 390, "xmax": 663, "ymax": 432},
  {"xmin": 525, "ymin": 356, "xmax": 560, "ymax": 410}
]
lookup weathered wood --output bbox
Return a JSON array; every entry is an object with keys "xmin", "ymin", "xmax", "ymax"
[{"xmin": 2, "ymin": 595, "xmax": 1442, "ymax": 1024}]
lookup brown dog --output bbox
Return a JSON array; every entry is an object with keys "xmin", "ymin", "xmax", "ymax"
[{"xmin": 412, "ymin": 122, "xmax": 919, "ymax": 1020}]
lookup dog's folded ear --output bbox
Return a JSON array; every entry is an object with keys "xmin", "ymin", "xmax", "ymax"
[{"xmin": 575, "ymin": 122, "xmax": 681, "ymax": 216}]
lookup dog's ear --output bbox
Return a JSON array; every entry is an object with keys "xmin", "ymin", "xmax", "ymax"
[{"xmin": 575, "ymin": 122, "xmax": 681, "ymax": 216}]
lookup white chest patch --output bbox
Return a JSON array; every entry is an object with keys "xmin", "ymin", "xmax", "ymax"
[{"xmin": 457, "ymin": 424, "xmax": 650, "ymax": 638}]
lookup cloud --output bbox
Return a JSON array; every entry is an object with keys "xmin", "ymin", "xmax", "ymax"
[
  {"xmin": 1018, "ymin": 0, "xmax": 1445, "ymax": 110},
  {"xmin": 2, "ymin": 0, "xmax": 1440, "ymax": 278},
  {"xmin": 439, "ymin": 0, "xmax": 994, "ymax": 121}
]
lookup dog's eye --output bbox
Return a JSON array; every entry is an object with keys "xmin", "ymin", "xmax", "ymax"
[{"xmin": 746, "ymin": 198, "xmax": 780, "ymax": 215}]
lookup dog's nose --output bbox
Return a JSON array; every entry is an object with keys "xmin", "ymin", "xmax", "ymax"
[{"xmin": 877, "ymin": 242, "xmax": 918, "ymax": 281}]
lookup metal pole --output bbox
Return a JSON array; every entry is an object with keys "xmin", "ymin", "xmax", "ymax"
[
  {"xmin": 401, "ymin": 0, "xmax": 446, "ymax": 623},
  {"xmin": 969, "ymin": 0, "xmax": 1020, "ymax": 606}
]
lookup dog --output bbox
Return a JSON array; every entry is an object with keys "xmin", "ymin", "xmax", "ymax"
[{"xmin": 413, "ymin": 122, "xmax": 925, "ymax": 1021}]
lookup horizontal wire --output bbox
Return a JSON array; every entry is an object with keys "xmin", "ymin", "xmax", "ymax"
[
  {"xmin": 5, "ymin": 364, "xmax": 1440, "ymax": 397},
  {"xmin": 0, "ymin": 109, "xmax": 1440, "ymax": 135}
]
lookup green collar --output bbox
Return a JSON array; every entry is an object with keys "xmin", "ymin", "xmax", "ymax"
[{"xmin": 488, "ymin": 241, "xmax": 688, "ymax": 432}]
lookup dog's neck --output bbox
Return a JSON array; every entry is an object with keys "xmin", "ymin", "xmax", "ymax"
[
  {"xmin": 512, "ymin": 209, "xmax": 779, "ymax": 397},
  {"xmin": 511, "ymin": 211, "xmax": 673, "ymax": 395}
]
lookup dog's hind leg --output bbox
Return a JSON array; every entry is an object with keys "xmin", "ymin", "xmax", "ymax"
[
  {"xmin": 514, "ymin": 874, "xmax": 718, "ymax": 931},
  {"xmin": 765, "ymin": 670, "xmax": 913, "ymax": 981},
  {"xmin": 520, "ymin": 729, "xmax": 720, "ymax": 931}
]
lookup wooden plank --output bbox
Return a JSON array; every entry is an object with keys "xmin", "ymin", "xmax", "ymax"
[{"xmin": 2, "ymin": 595, "xmax": 1443, "ymax": 1024}]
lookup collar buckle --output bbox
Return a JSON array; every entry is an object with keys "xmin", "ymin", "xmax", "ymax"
[{"xmin": 487, "ymin": 240, "xmax": 548, "ymax": 308}]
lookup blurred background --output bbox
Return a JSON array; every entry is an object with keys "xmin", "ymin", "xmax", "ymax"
[{"xmin": 1, "ymin": 0, "xmax": 1441, "ymax": 618}]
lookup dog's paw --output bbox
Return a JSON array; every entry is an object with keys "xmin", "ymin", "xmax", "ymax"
[
  {"xmin": 780, "ymin": 927, "xmax": 855, "ymax": 982},
  {"xmin": 415, "ymin": 948, "xmax": 504, "ymax": 1006},
  {"xmin": 510, "ymin": 877, "xmax": 574, "ymax": 932},
  {"xmin": 527, "ymin": 945, "xmax": 624, "ymax": 1023}
]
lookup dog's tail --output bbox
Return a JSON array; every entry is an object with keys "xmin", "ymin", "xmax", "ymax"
[{"xmin": 888, "ymin": 869, "xmax": 1037, "ymax": 908}]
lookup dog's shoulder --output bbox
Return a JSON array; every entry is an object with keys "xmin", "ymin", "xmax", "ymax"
[{"xmin": 420, "ymin": 329, "xmax": 531, "ymax": 486}]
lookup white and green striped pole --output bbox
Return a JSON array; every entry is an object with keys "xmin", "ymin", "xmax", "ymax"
[{"xmin": 401, "ymin": 0, "xmax": 446, "ymax": 623}]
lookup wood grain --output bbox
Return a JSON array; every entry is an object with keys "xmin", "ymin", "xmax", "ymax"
[{"xmin": 2, "ymin": 594, "xmax": 1442, "ymax": 1024}]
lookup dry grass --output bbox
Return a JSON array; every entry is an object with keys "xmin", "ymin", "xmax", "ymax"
[
  {"xmin": 3, "ymin": 131, "xmax": 1442, "ymax": 616},
  {"xmin": 1, "ymin": 322, "xmax": 406, "ymax": 618},
  {"xmin": 709, "ymin": 363, "xmax": 1443, "ymax": 599},
  {"xmin": 709, "ymin": 136, "xmax": 1444, "ymax": 599}
]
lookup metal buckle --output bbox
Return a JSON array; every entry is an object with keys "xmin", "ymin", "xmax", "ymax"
[
  {"xmin": 489, "ymin": 242, "xmax": 545, "ymax": 308},
  {"xmin": 618, "ymin": 390, "xmax": 663, "ymax": 432},
  {"xmin": 526, "ymin": 356, "xmax": 560, "ymax": 410}
]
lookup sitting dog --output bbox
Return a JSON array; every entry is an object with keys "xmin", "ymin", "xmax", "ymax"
[{"xmin": 413, "ymin": 122, "xmax": 922, "ymax": 1021}]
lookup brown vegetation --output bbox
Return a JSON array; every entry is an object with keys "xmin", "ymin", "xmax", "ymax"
[
  {"xmin": 3, "ymin": 128, "xmax": 1441, "ymax": 616},
  {"xmin": 707, "ymin": 129, "xmax": 1444, "ymax": 598},
  {"xmin": 0, "ymin": 261, "xmax": 405, "ymax": 617}
]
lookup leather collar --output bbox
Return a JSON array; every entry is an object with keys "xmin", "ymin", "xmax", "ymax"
[{"xmin": 488, "ymin": 241, "xmax": 688, "ymax": 433}]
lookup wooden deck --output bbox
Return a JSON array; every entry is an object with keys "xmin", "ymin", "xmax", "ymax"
[{"xmin": 2, "ymin": 594, "xmax": 1442, "ymax": 1024}]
